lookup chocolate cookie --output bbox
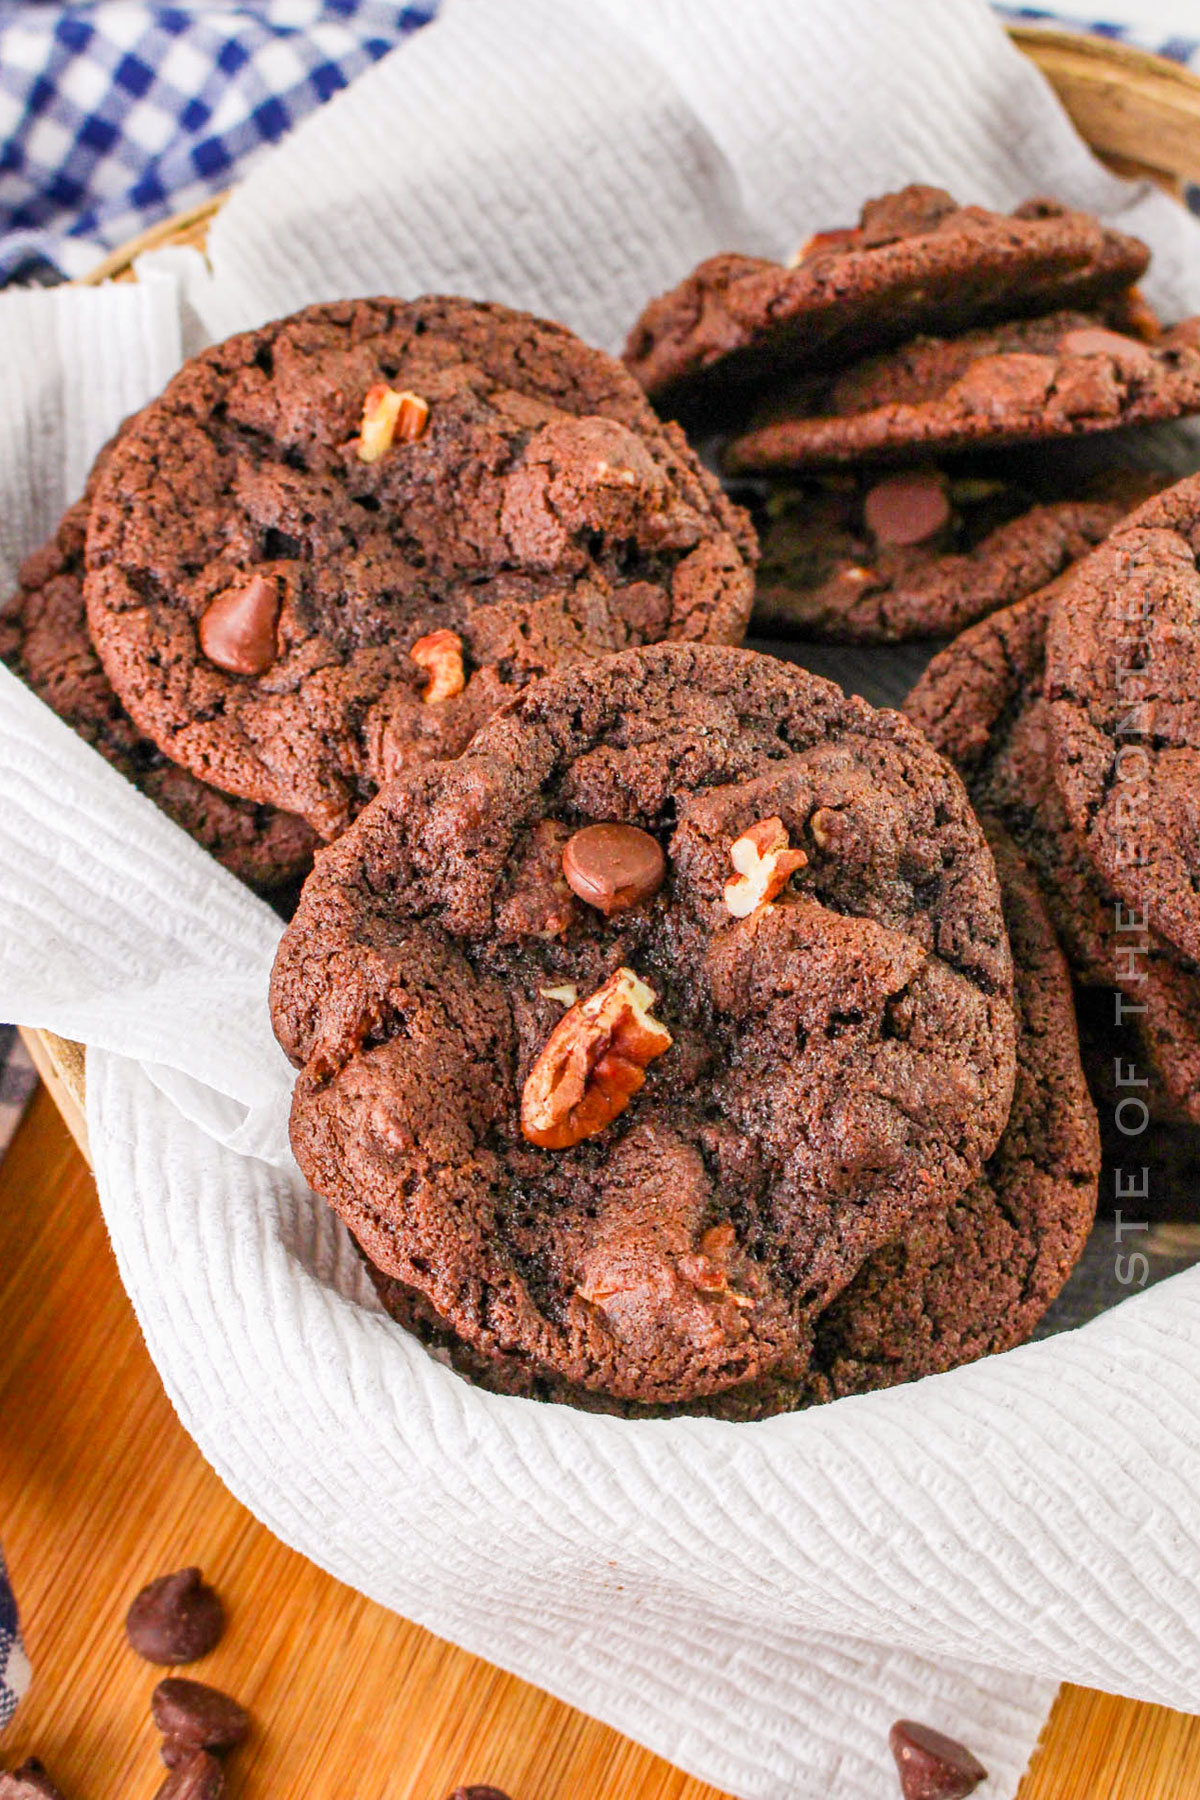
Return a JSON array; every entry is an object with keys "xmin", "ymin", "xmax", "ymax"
[
  {"xmin": 752, "ymin": 464, "xmax": 1161, "ymax": 643},
  {"xmin": 725, "ymin": 313, "xmax": 1200, "ymax": 474},
  {"xmin": 271, "ymin": 643, "xmax": 1016, "ymax": 1409},
  {"xmin": 905, "ymin": 582, "xmax": 1200, "ymax": 1123},
  {"xmin": 624, "ymin": 186, "xmax": 1149, "ymax": 422},
  {"xmin": 1, "ymin": 460, "xmax": 316, "ymax": 895},
  {"xmin": 85, "ymin": 298, "xmax": 756, "ymax": 840},
  {"xmin": 364, "ymin": 830, "xmax": 1096, "ymax": 1417},
  {"xmin": 1044, "ymin": 472, "xmax": 1200, "ymax": 966},
  {"xmin": 806, "ymin": 828, "xmax": 1098, "ymax": 1401}
]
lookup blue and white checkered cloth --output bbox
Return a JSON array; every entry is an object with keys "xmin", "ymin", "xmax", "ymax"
[
  {"xmin": 0, "ymin": 1549, "xmax": 30, "ymax": 1733},
  {"xmin": 996, "ymin": 6, "xmax": 1200, "ymax": 62},
  {"xmin": 0, "ymin": 2, "xmax": 437, "ymax": 285},
  {"xmin": 2, "ymin": 4, "xmax": 1199, "ymax": 286}
]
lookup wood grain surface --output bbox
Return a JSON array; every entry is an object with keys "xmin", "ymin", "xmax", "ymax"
[{"xmin": 0, "ymin": 1084, "xmax": 1197, "ymax": 1799}]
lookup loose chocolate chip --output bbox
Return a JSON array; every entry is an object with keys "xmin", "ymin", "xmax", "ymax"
[
  {"xmin": 126, "ymin": 1568, "xmax": 225, "ymax": 1665},
  {"xmin": 0, "ymin": 1759, "xmax": 65, "ymax": 1799},
  {"xmin": 152, "ymin": 1678, "xmax": 249, "ymax": 1760},
  {"xmin": 561, "ymin": 823, "xmax": 665, "ymax": 916},
  {"xmin": 889, "ymin": 1719, "xmax": 987, "ymax": 1800},
  {"xmin": 152, "ymin": 1751, "xmax": 225, "ymax": 1800},
  {"xmin": 160, "ymin": 1740, "xmax": 194, "ymax": 1772},
  {"xmin": 863, "ymin": 471, "xmax": 951, "ymax": 547},
  {"xmin": 198, "ymin": 573, "xmax": 279, "ymax": 676},
  {"xmin": 448, "ymin": 1789, "xmax": 512, "ymax": 1800}
]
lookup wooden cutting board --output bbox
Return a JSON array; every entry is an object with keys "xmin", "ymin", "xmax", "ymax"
[{"xmin": 2, "ymin": 1079, "xmax": 1199, "ymax": 1799}]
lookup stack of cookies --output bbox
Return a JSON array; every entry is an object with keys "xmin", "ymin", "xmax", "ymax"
[
  {"xmin": 19, "ymin": 184, "xmax": 1200, "ymax": 1417},
  {"xmin": 906, "ymin": 480, "xmax": 1200, "ymax": 1145},
  {"xmin": 625, "ymin": 185, "xmax": 1196, "ymax": 644}
]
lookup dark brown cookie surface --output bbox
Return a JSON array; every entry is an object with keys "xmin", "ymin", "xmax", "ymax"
[
  {"xmin": 1044, "ymin": 471, "xmax": 1200, "ymax": 967},
  {"xmin": 85, "ymin": 298, "xmax": 756, "ymax": 840},
  {"xmin": 1, "ymin": 460, "xmax": 316, "ymax": 895},
  {"xmin": 365, "ymin": 831, "xmax": 1095, "ymax": 1418},
  {"xmin": 726, "ymin": 313, "xmax": 1200, "ymax": 474},
  {"xmin": 905, "ymin": 581, "xmax": 1200, "ymax": 1124},
  {"xmin": 804, "ymin": 828, "xmax": 1097, "ymax": 1402},
  {"xmin": 753, "ymin": 464, "xmax": 1161, "ymax": 643},
  {"xmin": 271, "ymin": 643, "xmax": 1015, "ymax": 1409},
  {"xmin": 623, "ymin": 186, "xmax": 1148, "ymax": 422}
]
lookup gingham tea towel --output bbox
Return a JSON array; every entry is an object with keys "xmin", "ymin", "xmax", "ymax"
[
  {"xmin": 0, "ymin": 1, "xmax": 437, "ymax": 285},
  {"xmin": 0, "ymin": 1550, "xmax": 31, "ymax": 1734}
]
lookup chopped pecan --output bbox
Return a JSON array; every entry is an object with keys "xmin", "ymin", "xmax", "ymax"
[
  {"xmin": 539, "ymin": 982, "xmax": 579, "ymax": 1007},
  {"xmin": 520, "ymin": 966, "xmax": 672, "ymax": 1149},
  {"xmin": 808, "ymin": 806, "xmax": 836, "ymax": 850},
  {"xmin": 723, "ymin": 817, "xmax": 806, "ymax": 918},
  {"xmin": 410, "ymin": 628, "xmax": 465, "ymax": 704},
  {"xmin": 677, "ymin": 1223, "xmax": 754, "ymax": 1308},
  {"xmin": 355, "ymin": 385, "xmax": 430, "ymax": 462},
  {"xmin": 790, "ymin": 226, "xmax": 860, "ymax": 265}
]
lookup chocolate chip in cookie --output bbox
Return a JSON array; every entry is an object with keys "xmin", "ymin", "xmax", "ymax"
[
  {"xmin": 726, "ymin": 311, "xmax": 1200, "ymax": 474},
  {"xmin": 1, "ymin": 437, "xmax": 315, "ymax": 896}
]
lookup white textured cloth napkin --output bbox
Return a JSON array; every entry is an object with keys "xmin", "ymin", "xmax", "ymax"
[{"xmin": 6, "ymin": 2, "xmax": 1200, "ymax": 1793}]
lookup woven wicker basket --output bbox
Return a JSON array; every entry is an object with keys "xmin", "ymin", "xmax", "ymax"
[{"xmin": 23, "ymin": 23, "xmax": 1200, "ymax": 1151}]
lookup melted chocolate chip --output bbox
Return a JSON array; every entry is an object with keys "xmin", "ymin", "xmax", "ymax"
[
  {"xmin": 889, "ymin": 1719, "xmax": 987, "ymax": 1800},
  {"xmin": 1057, "ymin": 325, "xmax": 1153, "ymax": 368},
  {"xmin": 561, "ymin": 823, "xmax": 665, "ymax": 915},
  {"xmin": 198, "ymin": 574, "xmax": 279, "ymax": 676},
  {"xmin": 125, "ymin": 1568, "xmax": 225, "ymax": 1665},
  {"xmin": 863, "ymin": 472, "xmax": 951, "ymax": 547}
]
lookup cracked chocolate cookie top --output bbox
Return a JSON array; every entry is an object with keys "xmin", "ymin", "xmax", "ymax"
[
  {"xmin": 797, "ymin": 827, "xmax": 1098, "ymax": 1406},
  {"xmin": 84, "ymin": 297, "xmax": 756, "ymax": 841},
  {"xmin": 752, "ymin": 463, "xmax": 1161, "ymax": 643},
  {"xmin": 271, "ymin": 643, "xmax": 1016, "ymax": 1408},
  {"xmin": 1044, "ymin": 472, "xmax": 1200, "ymax": 968},
  {"xmin": 363, "ymin": 832, "xmax": 1099, "ymax": 1420},
  {"xmin": 1, "ymin": 443, "xmax": 316, "ymax": 896},
  {"xmin": 623, "ymin": 186, "xmax": 1149, "ymax": 423},
  {"xmin": 725, "ymin": 312, "xmax": 1200, "ymax": 474},
  {"xmin": 906, "ymin": 580, "xmax": 1200, "ymax": 1126}
]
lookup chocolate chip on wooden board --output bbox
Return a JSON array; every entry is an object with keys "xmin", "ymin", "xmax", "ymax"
[
  {"xmin": 448, "ymin": 1788, "xmax": 513, "ymax": 1800},
  {"xmin": 125, "ymin": 1568, "xmax": 225, "ymax": 1665},
  {"xmin": 152, "ymin": 1750, "xmax": 226, "ymax": 1800},
  {"xmin": 0, "ymin": 1760, "xmax": 66, "ymax": 1799},
  {"xmin": 152, "ymin": 1679, "xmax": 250, "ymax": 1764},
  {"xmin": 889, "ymin": 1719, "xmax": 988, "ymax": 1799}
]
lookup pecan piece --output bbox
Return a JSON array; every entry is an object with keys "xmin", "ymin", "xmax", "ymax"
[
  {"xmin": 520, "ymin": 966, "xmax": 672, "ymax": 1149},
  {"xmin": 676, "ymin": 1223, "xmax": 754, "ymax": 1308},
  {"xmin": 790, "ymin": 226, "xmax": 860, "ymax": 265},
  {"xmin": 723, "ymin": 818, "xmax": 806, "ymax": 918},
  {"xmin": 355, "ymin": 385, "xmax": 430, "ymax": 461},
  {"xmin": 410, "ymin": 629, "xmax": 465, "ymax": 704}
]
